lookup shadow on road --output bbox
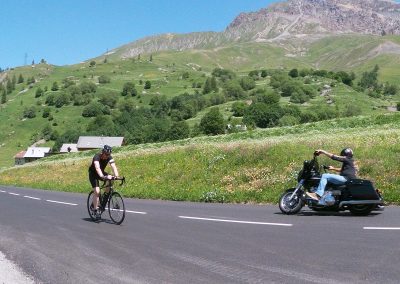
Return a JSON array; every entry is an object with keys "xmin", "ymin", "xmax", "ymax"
[
  {"xmin": 81, "ymin": 217, "xmax": 116, "ymax": 224},
  {"xmin": 274, "ymin": 211, "xmax": 382, "ymax": 217}
]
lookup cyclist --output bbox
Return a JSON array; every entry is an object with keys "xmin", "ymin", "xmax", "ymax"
[
  {"xmin": 88, "ymin": 145, "xmax": 119, "ymax": 219},
  {"xmin": 306, "ymin": 148, "xmax": 357, "ymax": 201}
]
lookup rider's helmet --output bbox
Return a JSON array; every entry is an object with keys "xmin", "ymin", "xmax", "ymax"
[
  {"xmin": 102, "ymin": 145, "xmax": 112, "ymax": 155},
  {"xmin": 340, "ymin": 148, "xmax": 353, "ymax": 158}
]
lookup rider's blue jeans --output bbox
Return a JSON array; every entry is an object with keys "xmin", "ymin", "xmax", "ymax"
[{"xmin": 315, "ymin": 173, "xmax": 347, "ymax": 197}]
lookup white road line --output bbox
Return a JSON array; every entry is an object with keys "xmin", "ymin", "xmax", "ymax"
[
  {"xmin": 364, "ymin": 227, "xmax": 400, "ymax": 230},
  {"xmin": 24, "ymin": 196, "xmax": 41, "ymax": 200},
  {"xmin": 0, "ymin": 190, "xmax": 6, "ymax": 193},
  {"xmin": 46, "ymin": 200, "xmax": 78, "ymax": 206},
  {"xmin": 126, "ymin": 210, "xmax": 147, "ymax": 214},
  {"xmin": 106, "ymin": 207, "xmax": 147, "ymax": 214},
  {"xmin": 179, "ymin": 216, "xmax": 293, "ymax": 227},
  {"xmin": 8, "ymin": 192, "xmax": 20, "ymax": 196}
]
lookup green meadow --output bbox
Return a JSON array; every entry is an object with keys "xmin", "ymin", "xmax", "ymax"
[{"xmin": 1, "ymin": 113, "xmax": 400, "ymax": 204}]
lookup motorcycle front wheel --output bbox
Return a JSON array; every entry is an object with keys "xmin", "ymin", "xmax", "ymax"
[{"xmin": 279, "ymin": 189, "xmax": 304, "ymax": 215}]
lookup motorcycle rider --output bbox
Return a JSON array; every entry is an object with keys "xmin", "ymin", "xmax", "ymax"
[{"xmin": 306, "ymin": 148, "xmax": 357, "ymax": 201}]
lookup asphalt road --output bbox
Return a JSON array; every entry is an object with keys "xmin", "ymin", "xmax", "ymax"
[{"xmin": 0, "ymin": 185, "xmax": 399, "ymax": 284}]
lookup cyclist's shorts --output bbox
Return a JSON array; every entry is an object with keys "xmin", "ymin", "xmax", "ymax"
[{"xmin": 89, "ymin": 170, "xmax": 109, "ymax": 188}]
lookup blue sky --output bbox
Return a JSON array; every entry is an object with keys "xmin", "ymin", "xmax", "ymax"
[{"xmin": 0, "ymin": 0, "xmax": 279, "ymax": 68}]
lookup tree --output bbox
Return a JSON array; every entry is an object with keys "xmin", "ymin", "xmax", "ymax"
[
  {"xmin": 248, "ymin": 70, "xmax": 259, "ymax": 79},
  {"xmin": 1, "ymin": 90, "xmax": 6, "ymax": 104},
  {"xmin": 167, "ymin": 121, "xmax": 190, "ymax": 140},
  {"xmin": 26, "ymin": 76, "xmax": 36, "ymax": 85},
  {"xmin": 231, "ymin": 101, "xmax": 248, "ymax": 117},
  {"xmin": 182, "ymin": 71, "xmax": 190, "ymax": 79},
  {"xmin": 243, "ymin": 103, "xmax": 283, "ymax": 128},
  {"xmin": 202, "ymin": 77, "xmax": 212, "ymax": 94},
  {"xmin": 289, "ymin": 68, "xmax": 299, "ymax": 78},
  {"xmin": 98, "ymin": 75, "xmax": 111, "ymax": 84},
  {"xmin": 87, "ymin": 115, "xmax": 116, "ymax": 136},
  {"xmin": 80, "ymin": 82, "xmax": 97, "ymax": 94},
  {"xmin": 358, "ymin": 65, "xmax": 379, "ymax": 90},
  {"xmin": 82, "ymin": 101, "xmax": 108, "ymax": 117},
  {"xmin": 121, "ymin": 82, "xmax": 137, "ymax": 96},
  {"xmin": 99, "ymin": 93, "xmax": 117, "ymax": 108},
  {"xmin": 53, "ymin": 129, "xmax": 82, "ymax": 152},
  {"xmin": 144, "ymin": 81, "xmax": 152, "ymax": 89},
  {"xmin": 383, "ymin": 83, "xmax": 398, "ymax": 96},
  {"xmin": 35, "ymin": 87, "xmax": 44, "ymax": 98},
  {"xmin": 336, "ymin": 71, "xmax": 353, "ymax": 86},
  {"xmin": 18, "ymin": 74, "xmax": 24, "ymax": 84},
  {"xmin": 149, "ymin": 54, "xmax": 153, "ymax": 62},
  {"xmin": 240, "ymin": 77, "xmax": 256, "ymax": 91},
  {"xmin": 6, "ymin": 80, "xmax": 14, "ymax": 94},
  {"xmin": 42, "ymin": 107, "xmax": 51, "ymax": 118},
  {"xmin": 23, "ymin": 106, "xmax": 36, "ymax": 118},
  {"xmin": 89, "ymin": 60, "xmax": 96, "ymax": 67},
  {"xmin": 260, "ymin": 70, "xmax": 268, "ymax": 78},
  {"xmin": 224, "ymin": 80, "xmax": 245, "ymax": 99},
  {"xmin": 255, "ymin": 90, "xmax": 281, "ymax": 105},
  {"xmin": 62, "ymin": 77, "xmax": 75, "ymax": 89},
  {"xmin": 51, "ymin": 81, "xmax": 59, "ymax": 91},
  {"xmin": 42, "ymin": 124, "xmax": 54, "ymax": 140},
  {"xmin": 200, "ymin": 107, "xmax": 225, "ymax": 135},
  {"xmin": 54, "ymin": 92, "xmax": 71, "ymax": 108}
]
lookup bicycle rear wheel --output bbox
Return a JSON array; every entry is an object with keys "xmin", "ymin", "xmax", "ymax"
[
  {"xmin": 108, "ymin": 192, "xmax": 125, "ymax": 225},
  {"xmin": 87, "ymin": 191, "xmax": 97, "ymax": 221}
]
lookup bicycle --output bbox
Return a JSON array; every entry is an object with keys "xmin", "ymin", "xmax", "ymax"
[{"xmin": 87, "ymin": 176, "xmax": 126, "ymax": 225}]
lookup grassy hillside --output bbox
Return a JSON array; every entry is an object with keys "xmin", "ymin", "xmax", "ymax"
[
  {"xmin": 0, "ymin": 35, "xmax": 399, "ymax": 169},
  {"xmin": 1, "ymin": 113, "xmax": 400, "ymax": 204}
]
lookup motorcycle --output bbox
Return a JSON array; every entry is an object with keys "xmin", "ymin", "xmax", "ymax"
[{"xmin": 279, "ymin": 151, "xmax": 384, "ymax": 216}]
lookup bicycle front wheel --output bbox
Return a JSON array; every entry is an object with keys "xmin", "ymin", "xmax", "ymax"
[
  {"xmin": 108, "ymin": 192, "xmax": 125, "ymax": 225},
  {"xmin": 87, "ymin": 191, "xmax": 97, "ymax": 221}
]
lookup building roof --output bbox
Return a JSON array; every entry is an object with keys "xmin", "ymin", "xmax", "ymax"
[
  {"xmin": 14, "ymin": 150, "xmax": 27, "ymax": 159},
  {"xmin": 76, "ymin": 136, "xmax": 124, "ymax": 149},
  {"xmin": 59, "ymin": 143, "xmax": 78, "ymax": 153},
  {"xmin": 23, "ymin": 147, "xmax": 51, "ymax": 158}
]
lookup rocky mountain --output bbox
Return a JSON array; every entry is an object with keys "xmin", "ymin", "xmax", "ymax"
[{"xmin": 113, "ymin": 0, "xmax": 400, "ymax": 59}]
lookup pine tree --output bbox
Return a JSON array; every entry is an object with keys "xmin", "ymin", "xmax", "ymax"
[
  {"xmin": 1, "ymin": 90, "xmax": 6, "ymax": 104},
  {"xmin": 18, "ymin": 74, "xmax": 24, "ymax": 84},
  {"xmin": 202, "ymin": 77, "xmax": 212, "ymax": 94}
]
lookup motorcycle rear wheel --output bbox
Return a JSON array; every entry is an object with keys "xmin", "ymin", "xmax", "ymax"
[
  {"xmin": 279, "ymin": 190, "xmax": 303, "ymax": 215},
  {"xmin": 349, "ymin": 204, "xmax": 374, "ymax": 216}
]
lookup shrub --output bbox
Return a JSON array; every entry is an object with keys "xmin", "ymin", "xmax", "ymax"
[
  {"xmin": 200, "ymin": 107, "xmax": 225, "ymax": 135},
  {"xmin": 98, "ymin": 75, "xmax": 111, "ymax": 84}
]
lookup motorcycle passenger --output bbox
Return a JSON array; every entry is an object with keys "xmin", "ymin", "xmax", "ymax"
[
  {"xmin": 88, "ymin": 145, "xmax": 120, "ymax": 218},
  {"xmin": 306, "ymin": 148, "xmax": 357, "ymax": 201}
]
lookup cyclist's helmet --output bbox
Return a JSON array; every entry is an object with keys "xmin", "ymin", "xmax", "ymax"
[
  {"xmin": 340, "ymin": 148, "xmax": 353, "ymax": 158},
  {"xmin": 102, "ymin": 145, "xmax": 112, "ymax": 154}
]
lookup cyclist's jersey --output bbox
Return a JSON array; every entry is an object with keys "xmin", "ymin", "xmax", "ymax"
[{"xmin": 88, "ymin": 153, "xmax": 114, "ymax": 177}]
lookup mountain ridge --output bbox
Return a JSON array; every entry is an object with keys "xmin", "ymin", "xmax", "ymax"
[{"xmin": 111, "ymin": 0, "xmax": 400, "ymax": 60}]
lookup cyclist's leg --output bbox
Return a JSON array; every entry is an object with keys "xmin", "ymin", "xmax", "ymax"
[
  {"xmin": 93, "ymin": 186, "xmax": 100, "ymax": 210},
  {"xmin": 101, "ymin": 179, "xmax": 111, "ymax": 209},
  {"xmin": 89, "ymin": 171, "xmax": 101, "ymax": 211}
]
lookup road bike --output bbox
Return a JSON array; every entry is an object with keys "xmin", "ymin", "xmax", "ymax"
[{"xmin": 87, "ymin": 176, "xmax": 126, "ymax": 224}]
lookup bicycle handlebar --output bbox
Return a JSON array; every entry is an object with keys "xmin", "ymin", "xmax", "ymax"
[{"xmin": 102, "ymin": 176, "xmax": 125, "ymax": 186}]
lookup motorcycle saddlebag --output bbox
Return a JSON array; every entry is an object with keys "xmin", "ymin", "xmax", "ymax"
[{"xmin": 345, "ymin": 179, "xmax": 380, "ymax": 200}]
